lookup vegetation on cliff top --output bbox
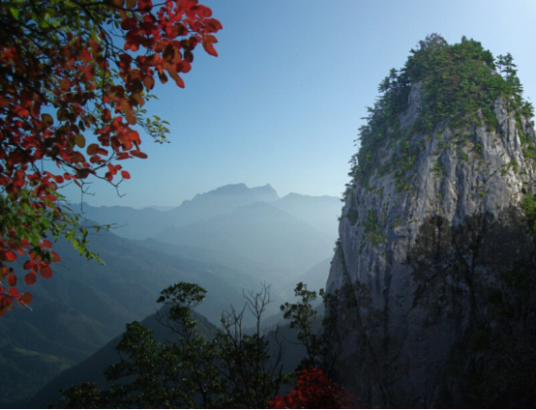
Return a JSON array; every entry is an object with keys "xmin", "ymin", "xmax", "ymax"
[{"xmin": 350, "ymin": 34, "xmax": 534, "ymax": 188}]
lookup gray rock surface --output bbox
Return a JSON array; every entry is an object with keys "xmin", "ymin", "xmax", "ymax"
[{"xmin": 327, "ymin": 82, "xmax": 536, "ymax": 407}]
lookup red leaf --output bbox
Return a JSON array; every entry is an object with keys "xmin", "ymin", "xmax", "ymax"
[
  {"xmin": 23, "ymin": 260, "xmax": 34, "ymax": 270},
  {"xmin": 158, "ymin": 71, "xmax": 168, "ymax": 84},
  {"xmin": 125, "ymin": 108, "xmax": 137, "ymax": 125},
  {"xmin": 60, "ymin": 78, "xmax": 71, "ymax": 91},
  {"xmin": 8, "ymin": 287, "xmax": 20, "ymax": 298},
  {"xmin": 206, "ymin": 18, "xmax": 223, "ymax": 31},
  {"xmin": 117, "ymin": 152, "xmax": 131, "ymax": 160},
  {"xmin": 40, "ymin": 265, "xmax": 52, "ymax": 279},
  {"xmin": 202, "ymin": 40, "xmax": 218, "ymax": 57},
  {"xmin": 127, "ymin": 130, "xmax": 140, "ymax": 143},
  {"xmin": 14, "ymin": 106, "xmax": 30, "ymax": 117},
  {"xmin": 2, "ymin": 250, "xmax": 17, "ymax": 262},
  {"xmin": 20, "ymin": 292, "xmax": 33, "ymax": 305},
  {"xmin": 143, "ymin": 76, "xmax": 155, "ymax": 90},
  {"xmin": 178, "ymin": 61, "xmax": 191, "ymax": 73},
  {"xmin": 7, "ymin": 274, "xmax": 17, "ymax": 287},
  {"xmin": 121, "ymin": 170, "xmax": 131, "ymax": 179},
  {"xmin": 138, "ymin": 0, "xmax": 152, "ymax": 11},
  {"xmin": 130, "ymin": 150, "xmax": 148, "ymax": 159},
  {"xmin": 24, "ymin": 273, "xmax": 37, "ymax": 285},
  {"xmin": 87, "ymin": 144, "xmax": 99, "ymax": 155},
  {"xmin": 102, "ymin": 109, "xmax": 112, "ymax": 122},
  {"xmin": 40, "ymin": 240, "xmax": 52, "ymax": 249},
  {"xmin": 51, "ymin": 251, "xmax": 61, "ymax": 262},
  {"xmin": 121, "ymin": 17, "xmax": 138, "ymax": 30}
]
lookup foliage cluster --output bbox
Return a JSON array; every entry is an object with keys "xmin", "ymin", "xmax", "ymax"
[
  {"xmin": 408, "ymin": 211, "xmax": 536, "ymax": 407},
  {"xmin": 363, "ymin": 209, "xmax": 386, "ymax": 247},
  {"xmin": 521, "ymin": 194, "xmax": 536, "ymax": 237},
  {"xmin": 453, "ymin": 257, "xmax": 536, "ymax": 407},
  {"xmin": 57, "ymin": 282, "xmax": 358, "ymax": 408},
  {"xmin": 351, "ymin": 34, "xmax": 534, "ymax": 188},
  {"xmin": 269, "ymin": 368, "xmax": 359, "ymax": 409},
  {"xmin": 0, "ymin": 0, "xmax": 221, "ymax": 314},
  {"xmin": 388, "ymin": 137, "xmax": 423, "ymax": 191}
]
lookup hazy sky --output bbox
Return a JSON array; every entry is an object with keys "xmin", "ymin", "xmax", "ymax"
[{"xmin": 63, "ymin": 0, "xmax": 536, "ymax": 209}]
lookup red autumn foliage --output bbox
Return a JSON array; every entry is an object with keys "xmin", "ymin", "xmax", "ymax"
[
  {"xmin": 270, "ymin": 368, "xmax": 359, "ymax": 409},
  {"xmin": 0, "ymin": 0, "xmax": 221, "ymax": 315}
]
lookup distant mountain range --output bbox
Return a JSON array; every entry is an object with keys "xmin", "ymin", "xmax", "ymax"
[
  {"xmin": 1, "ymin": 183, "xmax": 339, "ymax": 406},
  {"xmin": 75, "ymin": 183, "xmax": 340, "ymax": 240}
]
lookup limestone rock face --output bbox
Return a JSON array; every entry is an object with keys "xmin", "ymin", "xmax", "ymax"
[{"xmin": 327, "ymin": 82, "xmax": 536, "ymax": 407}]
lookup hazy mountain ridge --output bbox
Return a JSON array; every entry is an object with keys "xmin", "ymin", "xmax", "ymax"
[{"xmin": 76, "ymin": 183, "xmax": 339, "ymax": 241}]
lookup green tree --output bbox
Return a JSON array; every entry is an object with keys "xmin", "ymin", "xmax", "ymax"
[
  {"xmin": 353, "ymin": 35, "xmax": 534, "ymax": 188},
  {"xmin": 58, "ymin": 283, "xmax": 289, "ymax": 408},
  {"xmin": 57, "ymin": 282, "xmax": 351, "ymax": 408},
  {"xmin": 496, "ymin": 53, "xmax": 517, "ymax": 81}
]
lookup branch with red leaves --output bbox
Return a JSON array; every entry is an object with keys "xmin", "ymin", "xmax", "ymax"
[
  {"xmin": 270, "ymin": 368, "xmax": 359, "ymax": 409},
  {"xmin": 0, "ymin": 0, "xmax": 221, "ymax": 315}
]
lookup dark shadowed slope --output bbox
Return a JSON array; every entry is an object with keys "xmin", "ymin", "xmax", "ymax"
[
  {"xmin": 15, "ymin": 306, "xmax": 219, "ymax": 409},
  {"xmin": 0, "ymin": 227, "xmax": 250, "ymax": 406}
]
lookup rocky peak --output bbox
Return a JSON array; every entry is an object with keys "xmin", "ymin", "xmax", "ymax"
[
  {"xmin": 327, "ymin": 36, "xmax": 536, "ymax": 407},
  {"xmin": 250, "ymin": 183, "xmax": 279, "ymax": 202}
]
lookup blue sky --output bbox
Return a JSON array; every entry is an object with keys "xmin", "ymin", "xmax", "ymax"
[{"xmin": 63, "ymin": 0, "xmax": 536, "ymax": 208}]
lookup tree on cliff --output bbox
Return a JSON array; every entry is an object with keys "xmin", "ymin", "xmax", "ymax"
[
  {"xmin": 0, "ymin": 0, "xmax": 222, "ymax": 316},
  {"xmin": 351, "ymin": 34, "xmax": 534, "ymax": 191}
]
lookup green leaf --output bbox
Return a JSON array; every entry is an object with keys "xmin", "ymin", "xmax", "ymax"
[{"xmin": 9, "ymin": 7, "xmax": 19, "ymax": 19}]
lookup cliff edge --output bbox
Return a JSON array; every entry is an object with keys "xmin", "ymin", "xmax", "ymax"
[{"xmin": 327, "ymin": 35, "xmax": 536, "ymax": 407}]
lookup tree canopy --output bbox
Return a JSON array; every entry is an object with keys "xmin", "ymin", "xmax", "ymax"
[
  {"xmin": 56, "ymin": 282, "xmax": 359, "ymax": 408},
  {"xmin": 350, "ymin": 34, "xmax": 535, "ymax": 190},
  {"xmin": 0, "ymin": 0, "xmax": 222, "ymax": 315}
]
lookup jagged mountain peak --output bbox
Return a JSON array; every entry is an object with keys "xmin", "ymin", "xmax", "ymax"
[
  {"xmin": 250, "ymin": 183, "xmax": 279, "ymax": 201},
  {"xmin": 191, "ymin": 183, "xmax": 278, "ymax": 199}
]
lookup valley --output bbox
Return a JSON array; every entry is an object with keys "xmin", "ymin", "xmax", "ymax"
[{"xmin": 1, "ymin": 184, "xmax": 340, "ymax": 407}]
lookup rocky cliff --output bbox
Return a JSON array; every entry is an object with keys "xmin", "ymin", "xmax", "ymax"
[{"xmin": 327, "ymin": 35, "xmax": 536, "ymax": 407}]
